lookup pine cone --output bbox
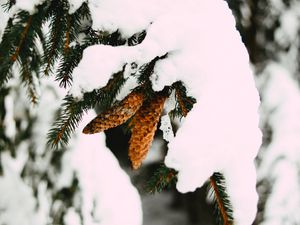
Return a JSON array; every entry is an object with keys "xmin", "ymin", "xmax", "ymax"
[
  {"xmin": 82, "ymin": 91, "xmax": 144, "ymax": 134},
  {"xmin": 129, "ymin": 94, "xmax": 167, "ymax": 169}
]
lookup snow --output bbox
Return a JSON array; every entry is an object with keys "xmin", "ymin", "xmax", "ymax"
[
  {"xmin": 255, "ymin": 2, "xmax": 300, "ymax": 222},
  {"xmin": 0, "ymin": 65, "xmax": 143, "ymax": 225},
  {"xmin": 269, "ymin": 0, "xmax": 286, "ymax": 12},
  {"xmin": 64, "ymin": 208, "xmax": 81, "ymax": 225},
  {"xmin": 87, "ymin": 0, "xmax": 174, "ymax": 38},
  {"xmin": 163, "ymin": 90, "xmax": 177, "ymax": 114},
  {"xmin": 258, "ymin": 64, "xmax": 300, "ymax": 173},
  {"xmin": 0, "ymin": 159, "xmax": 42, "ymax": 225},
  {"xmin": 31, "ymin": 76, "xmax": 66, "ymax": 155},
  {"xmin": 69, "ymin": 0, "xmax": 262, "ymax": 224},
  {"xmin": 159, "ymin": 115, "xmax": 174, "ymax": 142},
  {"xmin": 14, "ymin": 0, "xmax": 46, "ymax": 14},
  {"xmin": 0, "ymin": 77, "xmax": 65, "ymax": 225},
  {"xmin": 275, "ymin": 9, "xmax": 299, "ymax": 48},
  {"xmin": 69, "ymin": 111, "xmax": 143, "ymax": 225},
  {"xmin": 1, "ymin": 143, "xmax": 29, "ymax": 174},
  {"xmin": 0, "ymin": 1, "xmax": 9, "ymax": 42},
  {"xmin": 115, "ymin": 64, "xmax": 139, "ymax": 101},
  {"xmin": 223, "ymin": 162, "xmax": 258, "ymax": 225},
  {"xmin": 70, "ymin": 45, "xmax": 134, "ymax": 98},
  {"xmin": 1, "ymin": 74, "xmax": 143, "ymax": 225},
  {"xmin": 34, "ymin": 77, "xmax": 143, "ymax": 224},
  {"xmin": 257, "ymin": 63, "xmax": 300, "ymax": 225},
  {"xmin": 3, "ymin": 95, "xmax": 16, "ymax": 139},
  {"xmin": 67, "ymin": 0, "xmax": 86, "ymax": 14},
  {"xmin": 261, "ymin": 162, "xmax": 300, "ymax": 225},
  {"xmin": 269, "ymin": 0, "xmax": 300, "ymax": 75}
]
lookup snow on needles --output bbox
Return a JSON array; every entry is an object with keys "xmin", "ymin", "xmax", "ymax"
[
  {"xmin": 257, "ymin": 63, "xmax": 300, "ymax": 225},
  {"xmin": 14, "ymin": 0, "xmax": 46, "ymax": 14},
  {"xmin": 70, "ymin": 0, "xmax": 262, "ymax": 224},
  {"xmin": 0, "ymin": 165, "xmax": 41, "ymax": 225},
  {"xmin": 0, "ymin": 1, "xmax": 9, "ymax": 42},
  {"xmin": 68, "ymin": 111, "xmax": 143, "ymax": 225}
]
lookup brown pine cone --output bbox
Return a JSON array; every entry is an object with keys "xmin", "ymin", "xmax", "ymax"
[
  {"xmin": 129, "ymin": 94, "xmax": 167, "ymax": 169},
  {"xmin": 82, "ymin": 91, "xmax": 144, "ymax": 134}
]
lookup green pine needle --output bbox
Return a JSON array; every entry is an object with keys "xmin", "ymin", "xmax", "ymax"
[
  {"xmin": 146, "ymin": 164, "xmax": 178, "ymax": 194},
  {"xmin": 47, "ymin": 70, "xmax": 126, "ymax": 149},
  {"xmin": 209, "ymin": 172, "xmax": 234, "ymax": 225},
  {"xmin": 169, "ymin": 81, "xmax": 196, "ymax": 119}
]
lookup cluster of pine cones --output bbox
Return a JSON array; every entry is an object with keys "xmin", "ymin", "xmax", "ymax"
[{"xmin": 83, "ymin": 89, "xmax": 167, "ymax": 169}]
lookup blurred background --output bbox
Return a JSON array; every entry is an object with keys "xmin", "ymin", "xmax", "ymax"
[{"xmin": 1, "ymin": 0, "xmax": 300, "ymax": 224}]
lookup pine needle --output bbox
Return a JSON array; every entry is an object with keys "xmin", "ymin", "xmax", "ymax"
[
  {"xmin": 146, "ymin": 164, "xmax": 177, "ymax": 194},
  {"xmin": 209, "ymin": 173, "xmax": 234, "ymax": 225},
  {"xmin": 10, "ymin": 16, "xmax": 33, "ymax": 62}
]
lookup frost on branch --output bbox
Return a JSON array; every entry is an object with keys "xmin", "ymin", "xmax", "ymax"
[{"xmin": 69, "ymin": 0, "xmax": 262, "ymax": 224}]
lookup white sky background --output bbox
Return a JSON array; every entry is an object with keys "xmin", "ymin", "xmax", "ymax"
[{"xmin": 1, "ymin": 0, "xmax": 300, "ymax": 224}]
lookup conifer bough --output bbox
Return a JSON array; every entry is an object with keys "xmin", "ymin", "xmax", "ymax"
[{"xmin": 0, "ymin": 0, "xmax": 263, "ymax": 224}]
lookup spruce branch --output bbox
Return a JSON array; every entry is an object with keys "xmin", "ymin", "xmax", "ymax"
[
  {"xmin": 1, "ymin": 0, "xmax": 15, "ymax": 11},
  {"xmin": 0, "ymin": 3, "xmax": 46, "ymax": 86},
  {"xmin": 10, "ymin": 15, "xmax": 33, "ymax": 62},
  {"xmin": 56, "ymin": 20, "xmax": 126, "ymax": 88},
  {"xmin": 17, "ymin": 28, "xmax": 44, "ymax": 103},
  {"xmin": 56, "ymin": 45, "xmax": 84, "ymax": 88},
  {"xmin": 146, "ymin": 164, "xmax": 178, "ymax": 194},
  {"xmin": 47, "ymin": 70, "xmax": 126, "ymax": 148},
  {"xmin": 128, "ymin": 31, "xmax": 146, "ymax": 46},
  {"xmin": 64, "ymin": 14, "xmax": 71, "ymax": 54},
  {"xmin": 19, "ymin": 58, "xmax": 40, "ymax": 104},
  {"xmin": 137, "ymin": 54, "xmax": 168, "ymax": 84},
  {"xmin": 135, "ymin": 54, "xmax": 168, "ymax": 100},
  {"xmin": 43, "ymin": 0, "xmax": 70, "ymax": 76},
  {"xmin": 209, "ymin": 173, "xmax": 234, "ymax": 225},
  {"xmin": 0, "ymin": 14, "xmax": 26, "ymax": 84},
  {"xmin": 42, "ymin": 0, "xmax": 90, "ymax": 78},
  {"xmin": 47, "ymin": 92, "xmax": 99, "ymax": 149},
  {"xmin": 67, "ymin": 2, "xmax": 91, "ymax": 42},
  {"xmin": 55, "ymin": 35, "xmax": 103, "ymax": 88},
  {"xmin": 170, "ymin": 81, "xmax": 196, "ymax": 118},
  {"xmin": 54, "ymin": 2, "xmax": 92, "ymax": 87}
]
